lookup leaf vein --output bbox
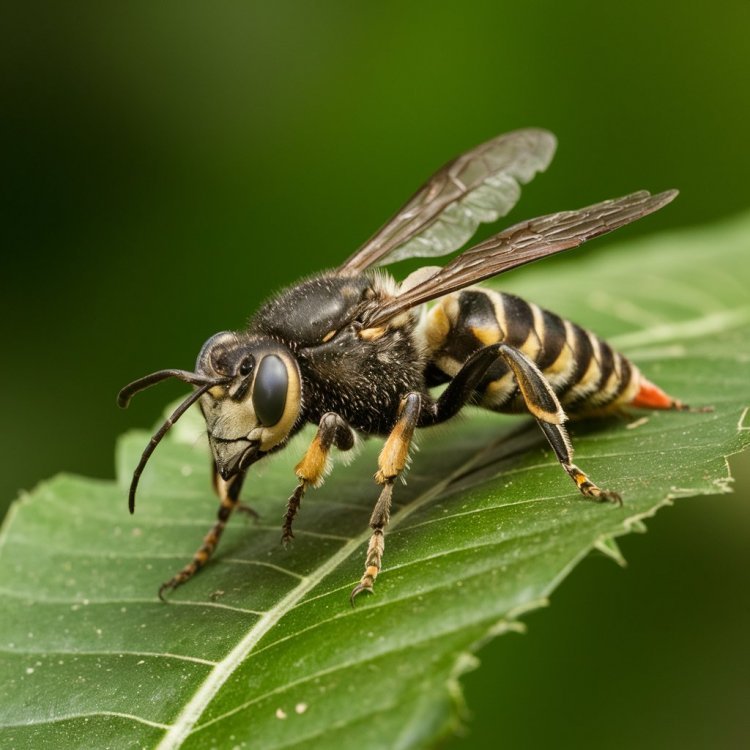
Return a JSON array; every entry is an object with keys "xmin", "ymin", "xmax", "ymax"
[
  {"xmin": 0, "ymin": 588, "xmax": 264, "ymax": 615},
  {"xmin": 0, "ymin": 647, "xmax": 217, "ymax": 666},
  {"xmin": 1, "ymin": 710, "xmax": 171, "ymax": 730},
  {"xmin": 156, "ymin": 435, "xmax": 505, "ymax": 748}
]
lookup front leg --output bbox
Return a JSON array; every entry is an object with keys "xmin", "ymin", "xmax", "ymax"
[
  {"xmin": 159, "ymin": 470, "xmax": 246, "ymax": 601},
  {"xmin": 282, "ymin": 412, "xmax": 355, "ymax": 544},
  {"xmin": 213, "ymin": 465, "xmax": 261, "ymax": 521},
  {"xmin": 351, "ymin": 392, "xmax": 422, "ymax": 603}
]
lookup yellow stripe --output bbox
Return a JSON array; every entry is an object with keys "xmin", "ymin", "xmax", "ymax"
[
  {"xmin": 544, "ymin": 319, "xmax": 577, "ymax": 389},
  {"xmin": 567, "ymin": 332, "xmax": 602, "ymax": 403},
  {"xmin": 480, "ymin": 372, "xmax": 515, "ymax": 407},
  {"xmin": 487, "ymin": 290, "xmax": 507, "ymax": 338},
  {"xmin": 470, "ymin": 325, "xmax": 501, "ymax": 346},
  {"xmin": 424, "ymin": 295, "xmax": 456, "ymax": 352},
  {"xmin": 612, "ymin": 360, "xmax": 642, "ymax": 407},
  {"xmin": 517, "ymin": 302, "xmax": 544, "ymax": 361}
]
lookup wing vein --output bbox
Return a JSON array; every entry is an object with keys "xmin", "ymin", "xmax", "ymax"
[
  {"xmin": 364, "ymin": 190, "xmax": 678, "ymax": 327},
  {"xmin": 338, "ymin": 128, "xmax": 557, "ymax": 272}
]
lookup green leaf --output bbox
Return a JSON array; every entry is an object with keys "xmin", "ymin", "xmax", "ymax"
[{"xmin": 2, "ymin": 212, "xmax": 749, "ymax": 750}]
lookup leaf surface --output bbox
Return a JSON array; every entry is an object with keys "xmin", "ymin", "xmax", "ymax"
[{"xmin": 1, "ymin": 212, "xmax": 749, "ymax": 750}]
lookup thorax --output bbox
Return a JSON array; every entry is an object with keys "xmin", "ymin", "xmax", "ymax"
[{"xmin": 249, "ymin": 271, "xmax": 427, "ymax": 434}]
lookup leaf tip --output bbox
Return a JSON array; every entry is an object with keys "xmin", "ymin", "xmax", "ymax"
[{"xmin": 594, "ymin": 535, "xmax": 627, "ymax": 567}]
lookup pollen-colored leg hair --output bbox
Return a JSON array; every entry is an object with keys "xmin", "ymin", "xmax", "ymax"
[
  {"xmin": 282, "ymin": 412, "xmax": 354, "ymax": 545},
  {"xmin": 158, "ymin": 471, "xmax": 245, "ymax": 601},
  {"xmin": 351, "ymin": 392, "xmax": 421, "ymax": 603}
]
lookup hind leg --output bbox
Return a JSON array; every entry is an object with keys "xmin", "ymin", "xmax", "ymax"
[
  {"xmin": 536, "ymin": 420, "xmax": 620, "ymax": 504},
  {"xmin": 423, "ymin": 343, "xmax": 620, "ymax": 503}
]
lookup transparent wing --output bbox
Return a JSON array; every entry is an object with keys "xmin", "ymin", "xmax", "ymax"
[
  {"xmin": 338, "ymin": 128, "xmax": 557, "ymax": 273},
  {"xmin": 363, "ymin": 190, "xmax": 679, "ymax": 328}
]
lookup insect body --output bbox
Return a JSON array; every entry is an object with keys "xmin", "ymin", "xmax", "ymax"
[{"xmin": 119, "ymin": 128, "xmax": 685, "ymax": 603}]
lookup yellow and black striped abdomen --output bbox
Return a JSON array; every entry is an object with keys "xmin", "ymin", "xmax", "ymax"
[{"xmin": 423, "ymin": 288, "xmax": 642, "ymax": 415}]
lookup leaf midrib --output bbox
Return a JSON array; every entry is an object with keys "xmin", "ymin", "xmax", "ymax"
[
  {"xmin": 178, "ymin": 491, "xmax": 683, "ymax": 747},
  {"xmin": 155, "ymin": 432, "xmax": 503, "ymax": 749}
]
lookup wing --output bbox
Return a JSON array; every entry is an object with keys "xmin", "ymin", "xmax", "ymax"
[
  {"xmin": 362, "ymin": 189, "xmax": 678, "ymax": 328},
  {"xmin": 338, "ymin": 128, "xmax": 557, "ymax": 274}
]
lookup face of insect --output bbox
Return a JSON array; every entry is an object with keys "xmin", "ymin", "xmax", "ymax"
[{"xmin": 196, "ymin": 331, "xmax": 302, "ymax": 479}]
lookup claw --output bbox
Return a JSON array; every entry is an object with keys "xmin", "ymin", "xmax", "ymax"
[
  {"xmin": 603, "ymin": 490, "xmax": 623, "ymax": 507},
  {"xmin": 158, "ymin": 567, "xmax": 195, "ymax": 602},
  {"xmin": 158, "ymin": 581, "xmax": 175, "ymax": 603},
  {"xmin": 587, "ymin": 488, "xmax": 623, "ymax": 506},
  {"xmin": 236, "ymin": 502, "xmax": 260, "ymax": 521},
  {"xmin": 281, "ymin": 527, "xmax": 295, "ymax": 548},
  {"xmin": 350, "ymin": 582, "xmax": 373, "ymax": 606},
  {"xmin": 598, "ymin": 489, "xmax": 623, "ymax": 506}
]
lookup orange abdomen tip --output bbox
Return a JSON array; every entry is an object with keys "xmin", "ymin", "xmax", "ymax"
[{"xmin": 630, "ymin": 378, "xmax": 682, "ymax": 410}]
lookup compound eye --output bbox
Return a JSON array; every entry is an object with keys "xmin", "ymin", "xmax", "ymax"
[{"xmin": 252, "ymin": 355, "xmax": 288, "ymax": 427}]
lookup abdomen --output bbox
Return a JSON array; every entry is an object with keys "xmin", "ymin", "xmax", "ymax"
[{"xmin": 423, "ymin": 288, "xmax": 662, "ymax": 416}]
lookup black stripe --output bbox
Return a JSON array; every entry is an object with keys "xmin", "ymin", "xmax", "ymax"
[
  {"xmin": 501, "ymin": 293, "xmax": 534, "ymax": 349},
  {"xmin": 460, "ymin": 290, "xmax": 500, "ymax": 331},
  {"xmin": 425, "ymin": 362, "xmax": 451, "ymax": 387},
  {"xmin": 596, "ymin": 339, "xmax": 616, "ymax": 393},
  {"xmin": 561, "ymin": 324, "xmax": 594, "ymax": 398},
  {"xmin": 444, "ymin": 290, "xmax": 500, "ymax": 362},
  {"xmin": 537, "ymin": 309, "xmax": 567, "ymax": 370},
  {"xmin": 612, "ymin": 353, "xmax": 633, "ymax": 400}
]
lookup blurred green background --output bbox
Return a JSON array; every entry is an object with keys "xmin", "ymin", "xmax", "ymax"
[{"xmin": 2, "ymin": 2, "xmax": 748, "ymax": 748}]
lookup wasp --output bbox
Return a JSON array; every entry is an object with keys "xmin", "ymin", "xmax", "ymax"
[{"xmin": 119, "ymin": 128, "xmax": 688, "ymax": 603}]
